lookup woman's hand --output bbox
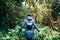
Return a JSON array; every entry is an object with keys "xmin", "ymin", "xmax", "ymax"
[
  {"xmin": 16, "ymin": 30, "xmax": 19, "ymax": 32},
  {"xmin": 40, "ymin": 32, "xmax": 43, "ymax": 34},
  {"xmin": 39, "ymin": 29, "xmax": 43, "ymax": 35}
]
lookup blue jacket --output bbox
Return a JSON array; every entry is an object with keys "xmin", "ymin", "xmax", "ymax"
[{"xmin": 18, "ymin": 16, "xmax": 40, "ymax": 38}]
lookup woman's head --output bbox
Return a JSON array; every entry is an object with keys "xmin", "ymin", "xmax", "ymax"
[
  {"xmin": 27, "ymin": 13, "xmax": 32, "ymax": 21},
  {"xmin": 27, "ymin": 13, "xmax": 32, "ymax": 16}
]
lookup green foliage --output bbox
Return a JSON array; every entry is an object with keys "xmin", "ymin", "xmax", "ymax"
[
  {"xmin": 52, "ymin": 1, "xmax": 60, "ymax": 20},
  {"xmin": 0, "ymin": 25, "xmax": 60, "ymax": 40}
]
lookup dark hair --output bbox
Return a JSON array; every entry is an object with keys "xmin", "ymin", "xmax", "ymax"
[{"xmin": 27, "ymin": 13, "xmax": 32, "ymax": 16}]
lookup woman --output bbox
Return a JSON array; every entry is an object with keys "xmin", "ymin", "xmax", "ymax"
[{"xmin": 16, "ymin": 13, "xmax": 40, "ymax": 40}]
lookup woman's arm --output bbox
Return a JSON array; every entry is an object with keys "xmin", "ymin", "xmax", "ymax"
[
  {"xmin": 33, "ymin": 22, "xmax": 40, "ymax": 32},
  {"xmin": 16, "ymin": 20, "xmax": 26, "ymax": 32}
]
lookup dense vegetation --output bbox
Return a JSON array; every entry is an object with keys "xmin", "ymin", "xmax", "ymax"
[{"xmin": 0, "ymin": 0, "xmax": 60, "ymax": 40}]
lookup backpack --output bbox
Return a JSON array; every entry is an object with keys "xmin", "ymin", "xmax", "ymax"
[{"xmin": 26, "ymin": 21, "xmax": 33, "ymax": 30}]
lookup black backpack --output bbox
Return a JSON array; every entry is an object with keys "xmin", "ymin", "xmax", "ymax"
[{"xmin": 26, "ymin": 21, "xmax": 33, "ymax": 30}]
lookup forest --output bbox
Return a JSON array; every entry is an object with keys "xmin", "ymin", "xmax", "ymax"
[{"xmin": 0, "ymin": 0, "xmax": 60, "ymax": 40}]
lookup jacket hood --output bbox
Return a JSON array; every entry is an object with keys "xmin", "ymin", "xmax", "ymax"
[{"xmin": 26, "ymin": 16, "xmax": 32, "ymax": 21}]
